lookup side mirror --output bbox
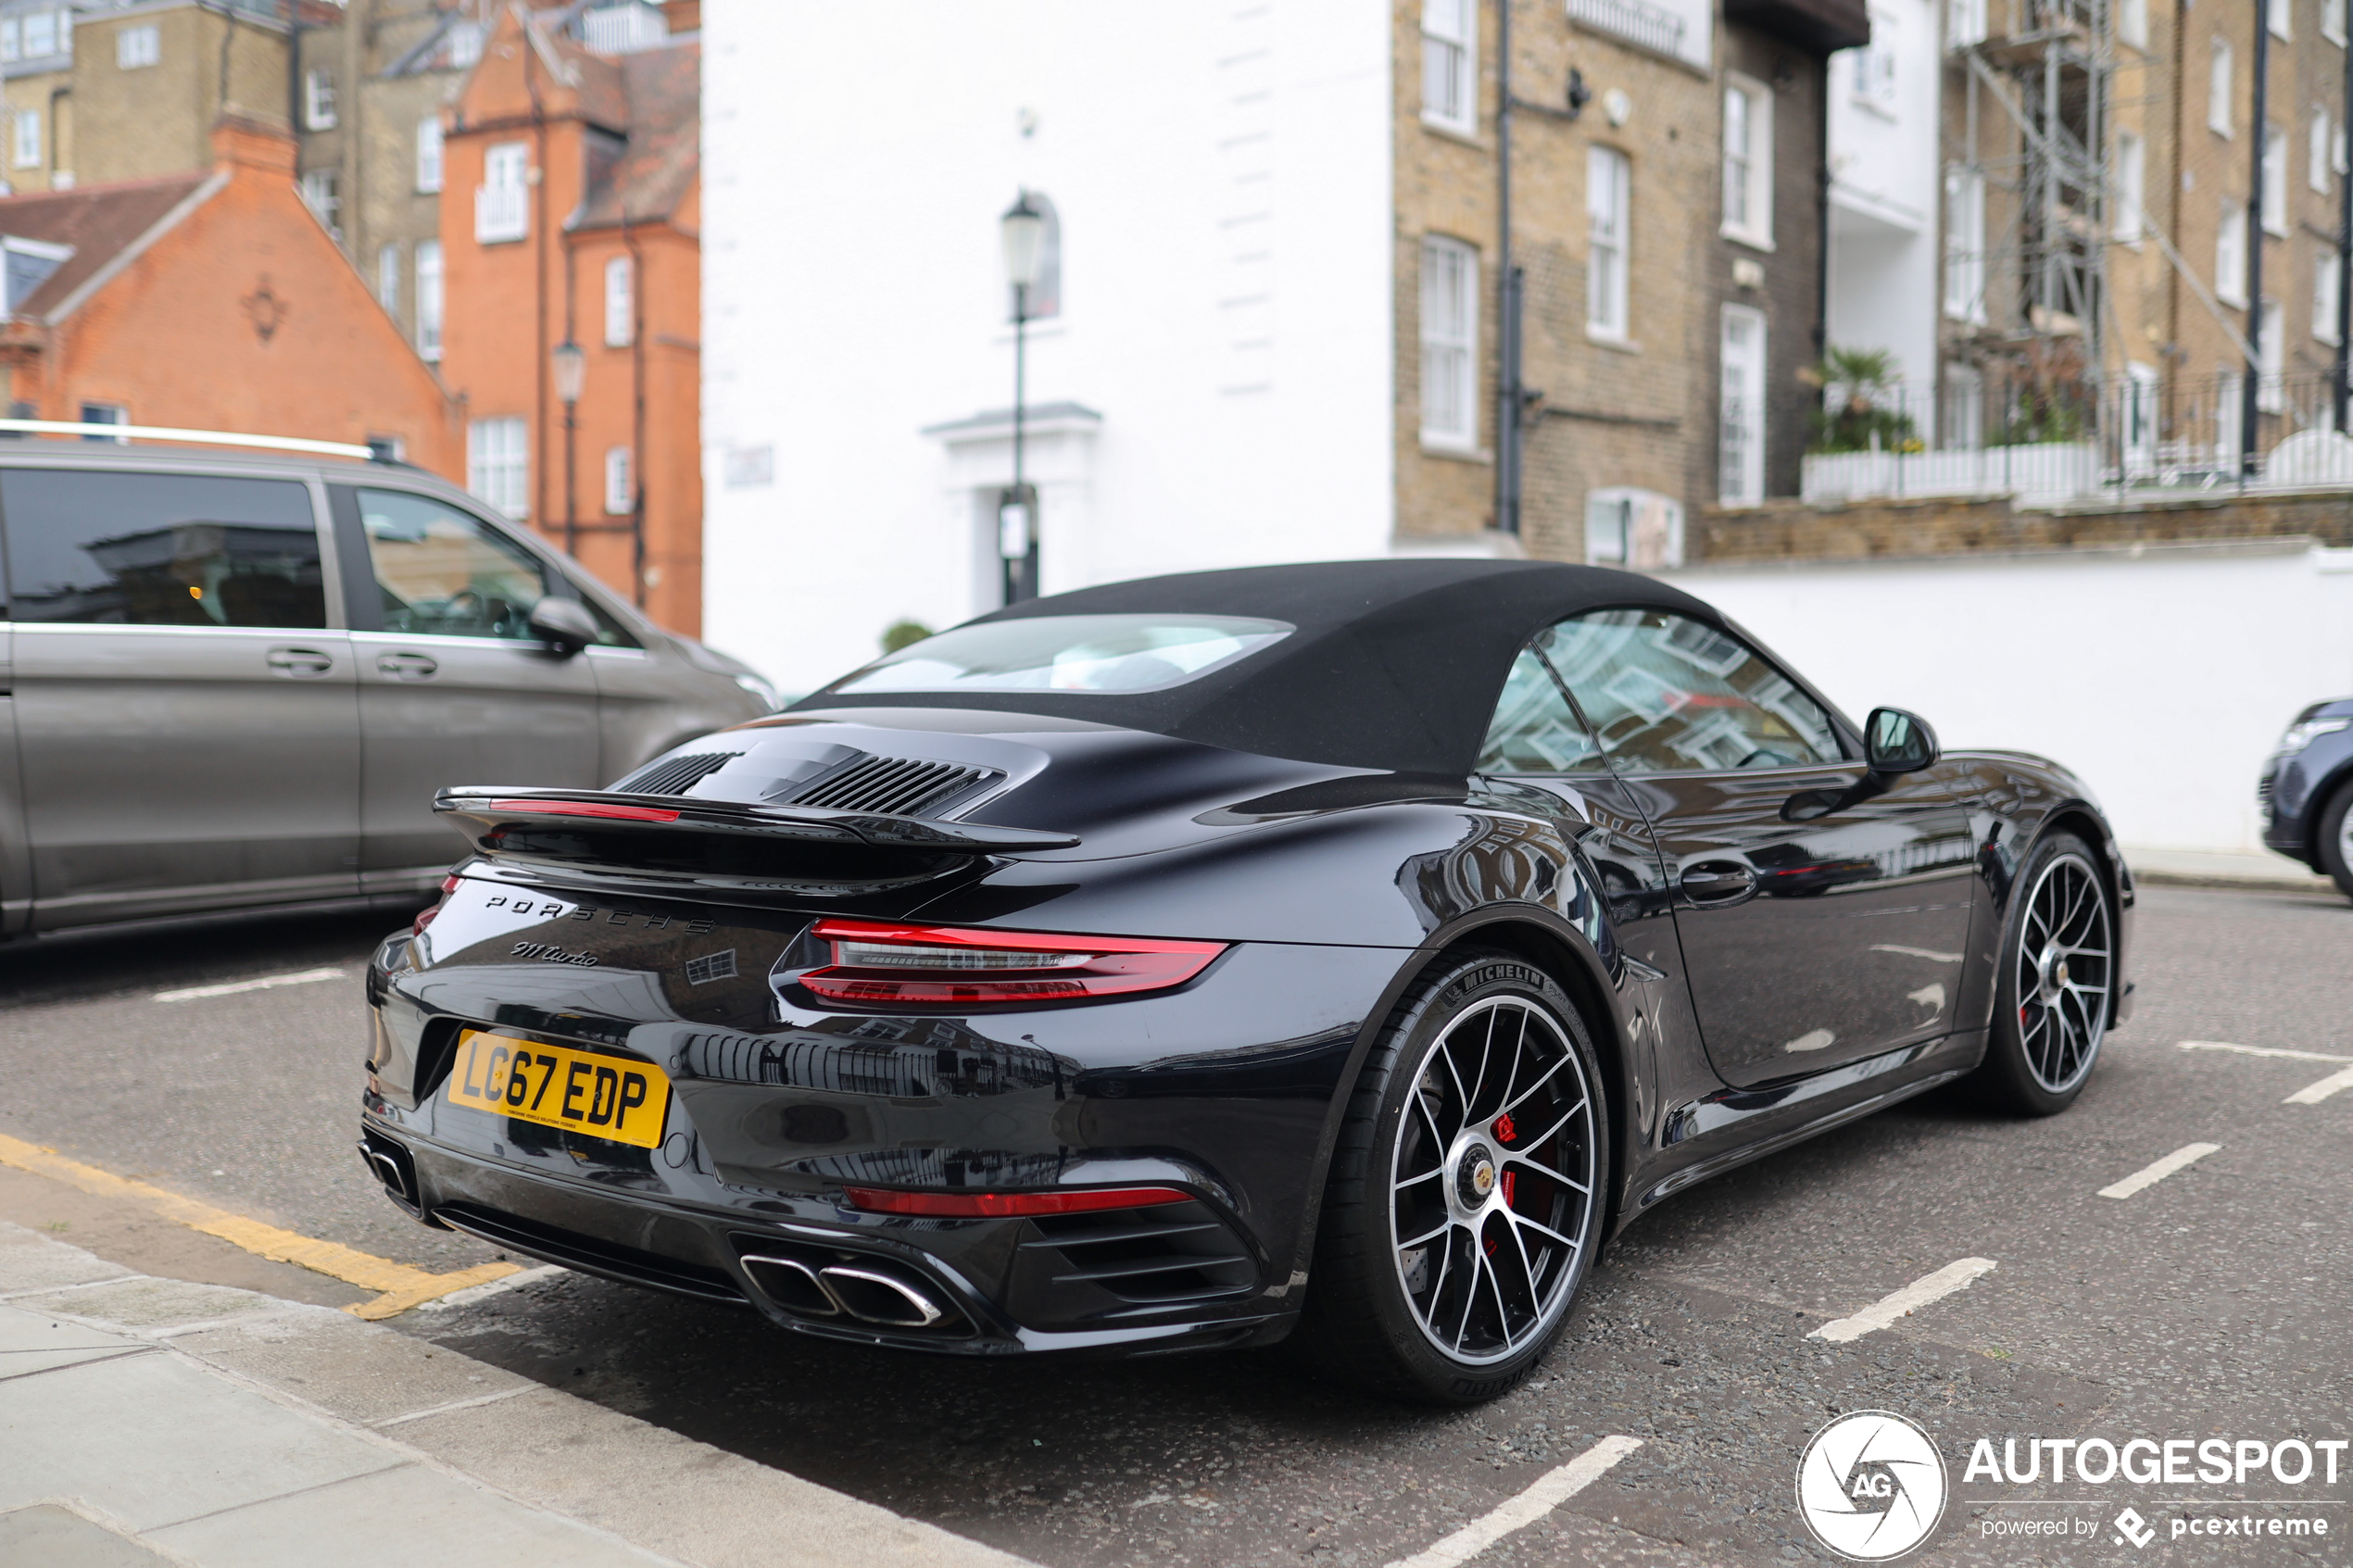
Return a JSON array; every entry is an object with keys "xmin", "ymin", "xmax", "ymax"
[
  {"xmin": 1865, "ymin": 707, "xmax": 1940, "ymax": 773},
  {"xmin": 527, "ymin": 596, "xmax": 600, "ymax": 658}
]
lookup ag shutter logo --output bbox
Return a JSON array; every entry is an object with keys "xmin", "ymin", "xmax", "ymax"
[{"xmin": 1797, "ymin": 1411, "xmax": 1949, "ymax": 1561}]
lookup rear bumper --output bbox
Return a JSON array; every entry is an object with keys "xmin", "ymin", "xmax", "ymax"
[
  {"xmin": 359, "ymin": 924, "xmax": 1406, "ymax": 1355},
  {"xmin": 359, "ymin": 1123, "xmax": 1290, "ymax": 1355}
]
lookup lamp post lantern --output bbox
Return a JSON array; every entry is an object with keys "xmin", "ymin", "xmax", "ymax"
[
  {"xmin": 551, "ymin": 337, "xmax": 585, "ymax": 554},
  {"xmin": 999, "ymin": 191, "xmax": 1046, "ymax": 604}
]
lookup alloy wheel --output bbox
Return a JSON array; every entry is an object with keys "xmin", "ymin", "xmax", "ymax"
[
  {"xmin": 1388, "ymin": 997, "xmax": 1597, "ymax": 1366},
  {"xmin": 2014, "ymin": 850, "xmax": 2112, "ymax": 1094}
]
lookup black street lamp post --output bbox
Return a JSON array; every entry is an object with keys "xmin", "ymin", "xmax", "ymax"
[
  {"xmin": 999, "ymin": 192, "xmax": 1046, "ymax": 604},
  {"xmin": 551, "ymin": 337, "xmax": 585, "ymax": 555}
]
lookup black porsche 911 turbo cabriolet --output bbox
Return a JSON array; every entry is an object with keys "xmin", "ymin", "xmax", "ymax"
[{"xmin": 359, "ymin": 559, "xmax": 2133, "ymax": 1403}]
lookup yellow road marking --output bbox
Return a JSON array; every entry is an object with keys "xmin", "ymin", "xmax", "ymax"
[{"xmin": 0, "ymin": 1132, "xmax": 517, "ymax": 1319}]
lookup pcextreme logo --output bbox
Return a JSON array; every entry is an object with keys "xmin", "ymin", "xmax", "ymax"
[{"xmin": 1797, "ymin": 1411, "xmax": 1949, "ymax": 1561}]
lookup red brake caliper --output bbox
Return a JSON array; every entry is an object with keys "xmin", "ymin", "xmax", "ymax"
[{"xmin": 1492, "ymin": 1112, "xmax": 1518, "ymax": 1210}]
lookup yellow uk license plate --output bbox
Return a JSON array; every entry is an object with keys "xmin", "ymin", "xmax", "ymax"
[{"xmin": 445, "ymin": 1030, "xmax": 673, "ymax": 1150}]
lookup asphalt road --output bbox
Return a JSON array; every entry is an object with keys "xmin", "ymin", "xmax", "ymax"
[{"xmin": 2, "ymin": 884, "xmax": 2347, "ymax": 1566}]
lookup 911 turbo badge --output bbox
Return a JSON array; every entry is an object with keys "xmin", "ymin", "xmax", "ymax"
[{"xmin": 359, "ymin": 559, "xmax": 2130, "ymax": 1404}]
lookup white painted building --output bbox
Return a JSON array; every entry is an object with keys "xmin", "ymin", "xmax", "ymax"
[
  {"xmin": 1823, "ymin": 0, "xmax": 1942, "ymax": 389},
  {"xmin": 700, "ymin": 1, "xmax": 1398, "ymax": 695},
  {"xmin": 1670, "ymin": 542, "xmax": 2353, "ymax": 855}
]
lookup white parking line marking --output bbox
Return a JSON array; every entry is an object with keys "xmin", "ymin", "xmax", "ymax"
[
  {"xmin": 151, "ymin": 967, "xmax": 347, "ymax": 1003},
  {"xmin": 2097, "ymin": 1142, "xmax": 2221, "ymax": 1199},
  {"xmin": 2284, "ymin": 1066, "xmax": 2353, "ymax": 1105},
  {"xmin": 1384, "ymin": 1435, "xmax": 1643, "ymax": 1568},
  {"xmin": 1809, "ymin": 1257, "xmax": 1995, "ymax": 1344},
  {"xmin": 2178, "ymin": 1040, "xmax": 2353, "ymax": 1064}
]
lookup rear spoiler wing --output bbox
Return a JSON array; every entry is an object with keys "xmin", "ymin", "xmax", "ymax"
[{"xmin": 434, "ymin": 787, "xmax": 1079, "ymax": 855}]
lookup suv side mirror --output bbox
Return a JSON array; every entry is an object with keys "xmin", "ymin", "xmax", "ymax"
[
  {"xmin": 528, "ymin": 596, "xmax": 599, "ymax": 658},
  {"xmin": 1865, "ymin": 707, "xmax": 1940, "ymax": 773}
]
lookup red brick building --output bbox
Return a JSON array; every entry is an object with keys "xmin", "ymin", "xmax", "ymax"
[
  {"xmin": 437, "ymin": 2, "xmax": 702, "ymax": 634},
  {"xmin": 0, "ymin": 117, "xmax": 456, "ymax": 470}
]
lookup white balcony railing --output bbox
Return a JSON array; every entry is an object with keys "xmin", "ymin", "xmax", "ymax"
[{"xmin": 474, "ymin": 183, "xmax": 527, "ymax": 244}]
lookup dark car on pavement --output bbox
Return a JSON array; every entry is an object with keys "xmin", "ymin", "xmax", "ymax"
[
  {"xmin": 2260, "ymin": 697, "xmax": 2353, "ymax": 900},
  {"xmin": 0, "ymin": 436, "xmax": 774, "ymax": 939},
  {"xmin": 359, "ymin": 559, "xmax": 2133, "ymax": 1404}
]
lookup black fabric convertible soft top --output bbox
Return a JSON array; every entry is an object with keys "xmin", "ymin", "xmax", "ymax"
[{"xmin": 793, "ymin": 559, "xmax": 1718, "ymax": 776}]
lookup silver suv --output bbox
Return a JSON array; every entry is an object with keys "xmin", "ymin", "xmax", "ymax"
[{"xmin": 0, "ymin": 439, "xmax": 773, "ymax": 936}]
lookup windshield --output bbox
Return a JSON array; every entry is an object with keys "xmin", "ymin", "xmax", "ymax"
[{"xmin": 822, "ymin": 614, "xmax": 1294, "ymax": 696}]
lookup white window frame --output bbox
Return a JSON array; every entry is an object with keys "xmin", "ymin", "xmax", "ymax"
[
  {"xmin": 1421, "ymin": 0, "xmax": 1476, "ymax": 136},
  {"xmin": 2316, "ymin": 246, "xmax": 2343, "ymax": 345},
  {"xmin": 1940, "ymin": 363, "xmax": 1983, "ymax": 451},
  {"xmin": 2263, "ymin": 124, "xmax": 2289, "ymax": 235},
  {"xmin": 1718, "ymin": 305, "xmax": 1768, "ymax": 505},
  {"xmin": 116, "ymin": 22, "xmax": 157, "ymax": 69},
  {"xmin": 1588, "ymin": 145, "xmax": 1631, "ymax": 341},
  {"xmin": 2270, "ymin": 0, "xmax": 2292, "ymax": 40},
  {"xmin": 2118, "ymin": 0, "xmax": 2148, "ymax": 47},
  {"xmin": 415, "ymin": 115, "xmax": 444, "ymax": 194},
  {"xmin": 2327, "ymin": 0, "xmax": 2347, "ymax": 45},
  {"xmin": 2314, "ymin": 109, "xmax": 2335, "ymax": 193},
  {"xmin": 1854, "ymin": 15, "xmax": 1899, "ymax": 113},
  {"xmin": 304, "ymin": 69, "xmax": 337, "ymax": 131},
  {"xmin": 1, "ymin": 19, "xmax": 17, "ymax": 62},
  {"xmin": 2210, "ymin": 39, "xmax": 2234, "ymax": 137},
  {"xmin": 1944, "ymin": 165, "xmax": 1987, "ymax": 322},
  {"xmin": 10, "ymin": 108, "xmax": 38, "ymax": 170},
  {"xmin": 2115, "ymin": 132, "xmax": 2145, "ymax": 242},
  {"xmin": 1721, "ymin": 75, "xmax": 1774, "ymax": 248},
  {"xmin": 80, "ymin": 401, "xmax": 127, "ymax": 443},
  {"xmin": 1419, "ymin": 234, "xmax": 1479, "ymax": 451},
  {"xmin": 1948, "ymin": 0, "xmax": 1987, "ymax": 46},
  {"xmin": 475, "ymin": 141, "xmax": 530, "ymax": 245},
  {"xmin": 604, "ymin": 446, "xmax": 633, "ymax": 515},
  {"xmin": 2217, "ymin": 199, "xmax": 2248, "ymax": 306},
  {"xmin": 604, "ymin": 255, "xmax": 633, "ymax": 346},
  {"xmin": 468, "ymin": 417, "xmax": 529, "ymax": 520},
  {"xmin": 298, "ymin": 169, "xmax": 340, "ymax": 241},
  {"xmin": 20, "ymin": 7, "xmax": 56, "ymax": 57},
  {"xmin": 415, "ymin": 239, "xmax": 444, "ymax": 362},
  {"xmin": 376, "ymin": 243, "xmax": 400, "ymax": 314}
]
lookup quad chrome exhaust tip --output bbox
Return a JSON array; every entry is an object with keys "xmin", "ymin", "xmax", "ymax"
[{"xmin": 739, "ymin": 1253, "xmax": 950, "ymax": 1329}]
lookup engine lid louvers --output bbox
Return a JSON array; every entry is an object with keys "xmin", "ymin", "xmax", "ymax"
[
  {"xmin": 776, "ymin": 755, "xmax": 1002, "ymax": 819},
  {"xmin": 612, "ymin": 750, "xmax": 742, "ymax": 797}
]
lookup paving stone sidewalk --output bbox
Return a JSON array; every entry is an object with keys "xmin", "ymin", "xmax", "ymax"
[{"xmin": 0, "ymin": 1223, "xmax": 1032, "ymax": 1568}]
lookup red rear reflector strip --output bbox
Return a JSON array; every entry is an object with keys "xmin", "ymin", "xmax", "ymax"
[
  {"xmin": 489, "ymin": 799, "xmax": 681, "ymax": 822},
  {"xmin": 800, "ymin": 919, "xmax": 1225, "ymax": 1006},
  {"xmin": 842, "ymin": 1185, "xmax": 1192, "ymax": 1218}
]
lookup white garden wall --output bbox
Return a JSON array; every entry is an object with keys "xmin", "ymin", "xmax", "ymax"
[{"xmin": 1666, "ymin": 542, "xmax": 2353, "ymax": 855}]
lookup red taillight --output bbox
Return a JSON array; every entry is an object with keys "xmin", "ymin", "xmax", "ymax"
[
  {"xmin": 799, "ymin": 919, "xmax": 1225, "ymax": 1006},
  {"xmin": 440, "ymin": 873, "xmax": 463, "ymax": 895},
  {"xmin": 414, "ymin": 872, "xmax": 465, "ymax": 935},
  {"xmin": 489, "ymin": 798, "xmax": 681, "ymax": 822},
  {"xmin": 843, "ymin": 1185, "xmax": 1192, "ymax": 1218}
]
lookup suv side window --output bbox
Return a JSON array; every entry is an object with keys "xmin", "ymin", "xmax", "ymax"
[
  {"xmin": 1477, "ymin": 645, "xmax": 1604, "ymax": 774},
  {"xmin": 1, "ymin": 470, "xmax": 325, "ymax": 628},
  {"xmin": 1542, "ymin": 608, "xmax": 1841, "ymax": 771},
  {"xmin": 356, "ymin": 487, "xmax": 640, "ymax": 646},
  {"xmin": 359, "ymin": 488, "xmax": 551, "ymax": 640}
]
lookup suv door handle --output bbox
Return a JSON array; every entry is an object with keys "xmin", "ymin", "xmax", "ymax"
[
  {"xmin": 1680, "ymin": 862, "xmax": 1757, "ymax": 905},
  {"xmin": 376, "ymin": 652, "xmax": 439, "ymax": 681},
  {"xmin": 265, "ymin": 646, "xmax": 334, "ymax": 677}
]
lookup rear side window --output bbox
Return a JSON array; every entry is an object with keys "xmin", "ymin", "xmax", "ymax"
[
  {"xmin": 1477, "ymin": 646, "xmax": 1604, "ymax": 774},
  {"xmin": 0, "ymin": 469, "xmax": 325, "ymax": 627},
  {"xmin": 358, "ymin": 487, "xmax": 549, "ymax": 640}
]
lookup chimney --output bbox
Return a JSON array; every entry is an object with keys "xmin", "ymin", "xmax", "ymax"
[{"xmin": 210, "ymin": 114, "xmax": 298, "ymax": 176}]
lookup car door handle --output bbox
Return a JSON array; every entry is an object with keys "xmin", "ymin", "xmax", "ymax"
[
  {"xmin": 377, "ymin": 652, "xmax": 439, "ymax": 681},
  {"xmin": 265, "ymin": 646, "xmax": 334, "ymax": 677},
  {"xmin": 1680, "ymin": 863, "xmax": 1757, "ymax": 904}
]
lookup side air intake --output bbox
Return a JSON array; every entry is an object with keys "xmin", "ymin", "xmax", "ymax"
[{"xmin": 613, "ymin": 751, "xmax": 742, "ymax": 796}]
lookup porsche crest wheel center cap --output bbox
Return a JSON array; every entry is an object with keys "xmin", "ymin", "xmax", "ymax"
[{"xmin": 1456, "ymin": 1145, "xmax": 1499, "ymax": 1208}]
